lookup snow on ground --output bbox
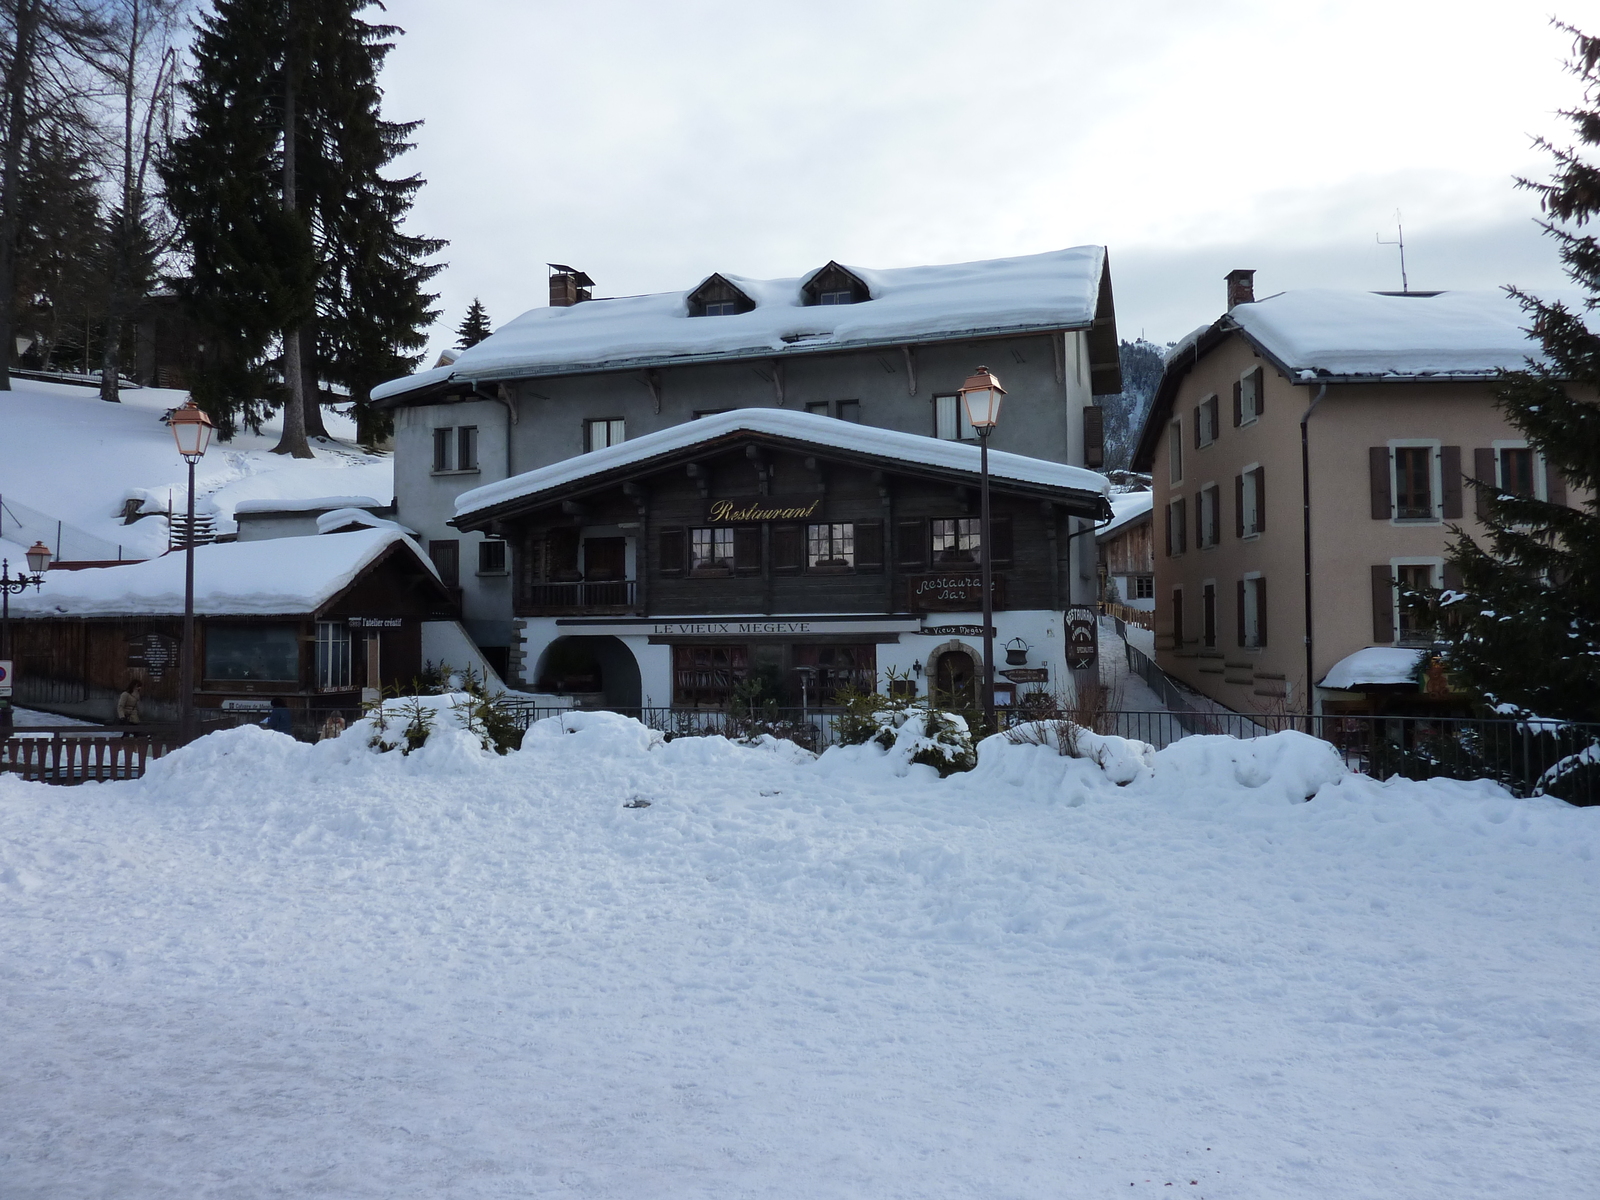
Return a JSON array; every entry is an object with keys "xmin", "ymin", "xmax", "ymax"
[
  {"xmin": 6, "ymin": 707, "xmax": 95, "ymax": 727},
  {"xmin": 4, "ymin": 712, "xmax": 1598, "ymax": 1198},
  {"xmin": 0, "ymin": 378, "xmax": 392, "ymax": 560}
]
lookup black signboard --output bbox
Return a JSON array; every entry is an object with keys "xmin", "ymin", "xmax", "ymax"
[
  {"xmin": 1066, "ymin": 605, "xmax": 1098, "ymax": 671},
  {"xmin": 704, "ymin": 496, "xmax": 823, "ymax": 524},
  {"xmin": 907, "ymin": 574, "xmax": 1006, "ymax": 612},
  {"xmin": 1002, "ymin": 667, "xmax": 1050, "ymax": 683},
  {"xmin": 126, "ymin": 632, "xmax": 179, "ymax": 681}
]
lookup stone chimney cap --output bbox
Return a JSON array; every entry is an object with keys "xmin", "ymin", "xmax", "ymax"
[{"xmin": 1226, "ymin": 269, "xmax": 1256, "ymax": 309}]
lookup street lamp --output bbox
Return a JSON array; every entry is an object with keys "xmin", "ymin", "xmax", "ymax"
[
  {"xmin": 958, "ymin": 365, "xmax": 1006, "ymax": 735},
  {"xmin": 170, "ymin": 402, "xmax": 214, "ymax": 741},
  {"xmin": 0, "ymin": 540, "xmax": 51, "ymax": 661}
]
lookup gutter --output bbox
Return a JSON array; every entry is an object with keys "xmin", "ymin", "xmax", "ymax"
[{"xmin": 1300, "ymin": 382, "xmax": 1327, "ymax": 715}]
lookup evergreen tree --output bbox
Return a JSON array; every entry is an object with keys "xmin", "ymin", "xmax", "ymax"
[
  {"xmin": 1438, "ymin": 22, "xmax": 1600, "ymax": 725},
  {"xmin": 161, "ymin": 0, "xmax": 442, "ymax": 446},
  {"xmin": 455, "ymin": 297, "xmax": 491, "ymax": 349},
  {"xmin": 1100, "ymin": 338, "xmax": 1165, "ymax": 472}
]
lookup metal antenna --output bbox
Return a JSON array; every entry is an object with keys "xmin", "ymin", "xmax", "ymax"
[{"xmin": 1376, "ymin": 210, "xmax": 1408, "ymax": 293}]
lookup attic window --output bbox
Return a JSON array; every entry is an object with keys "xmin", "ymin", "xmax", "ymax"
[
  {"xmin": 801, "ymin": 261, "xmax": 870, "ymax": 307},
  {"xmin": 687, "ymin": 273, "xmax": 755, "ymax": 318}
]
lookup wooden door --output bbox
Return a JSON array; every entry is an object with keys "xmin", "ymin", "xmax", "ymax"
[
  {"xmin": 584, "ymin": 537, "xmax": 626, "ymax": 580},
  {"xmin": 934, "ymin": 649, "xmax": 976, "ymax": 709}
]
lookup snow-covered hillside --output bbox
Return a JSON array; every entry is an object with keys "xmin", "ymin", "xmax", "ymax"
[
  {"xmin": 0, "ymin": 379, "xmax": 391, "ymax": 563},
  {"xmin": 3, "ymin": 715, "xmax": 1597, "ymax": 1198}
]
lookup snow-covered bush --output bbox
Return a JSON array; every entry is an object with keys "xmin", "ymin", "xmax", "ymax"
[
  {"xmin": 1001, "ymin": 720, "xmax": 1153, "ymax": 785},
  {"xmin": 362, "ymin": 691, "xmax": 522, "ymax": 756},
  {"xmin": 867, "ymin": 703, "xmax": 977, "ymax": 777}
]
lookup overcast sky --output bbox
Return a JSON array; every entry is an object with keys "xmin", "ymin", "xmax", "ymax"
[{"xmin": 378, "ymin": 0, "xmax": 1581, "ymax": 365}]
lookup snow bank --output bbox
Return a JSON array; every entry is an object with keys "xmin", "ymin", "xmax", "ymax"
[
  {"xmin": 4, "ymin": 715, "xmax": 1599, "ymax": 1198},
  {"xmin": 376, "ymin": 246, "xmax": 1106, "ymax": 400}
]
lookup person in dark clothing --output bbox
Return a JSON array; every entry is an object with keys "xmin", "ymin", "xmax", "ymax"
[{"xmin": 262, "ymin": 697, "xmax": 294, "ymax": 736}]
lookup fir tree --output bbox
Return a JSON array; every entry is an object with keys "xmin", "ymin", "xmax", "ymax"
[
  {"xmin": 455, "ymin": 297, "xmax": 491, "ymax": 349},
  {"xmin": 1438, "ymin": 22, "xmax": 1600, "ymax": 725}
]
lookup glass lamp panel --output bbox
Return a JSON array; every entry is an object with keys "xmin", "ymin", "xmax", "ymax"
[{"xmin": 25, "ymin": 541, "xmax": 50, "ymax": 573}]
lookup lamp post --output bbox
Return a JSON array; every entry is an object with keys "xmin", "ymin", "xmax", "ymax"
[
  {"xmin": 958, "ymin": 366, "xmax": 1006, "ymax": 735},
  {"xmin": 1, "ymin": 540, "xmax": 52, "ymax": 661},
  {"xmin": 170, "ymin": 402, "xmax": 214, "ymax": 741}
]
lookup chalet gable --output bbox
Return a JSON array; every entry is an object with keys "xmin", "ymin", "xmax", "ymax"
[
  {"xmin": 685, "ymin": 273, "xmax": 756, "ymax": 317},
  {"xmin": 800, "ymin": 261, "xmax": 871, "ymax": 307}
]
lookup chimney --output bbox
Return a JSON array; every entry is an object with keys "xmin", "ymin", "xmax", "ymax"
[
  {"xmin": 1226, "ymin": 269, "xmax": 1256, "ymax": 309},
  {"xmin": 548, "ymin": 264, "xmax": 595, "ymax": 308}
]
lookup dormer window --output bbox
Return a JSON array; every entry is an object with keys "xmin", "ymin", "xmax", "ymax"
[
  {"xmin": 686, "ymin": 273, "xmax": 755, "ymax": 317},
  {"xmin": 801, "ymin": 261, "xmax": 870, "ymax": 307}
]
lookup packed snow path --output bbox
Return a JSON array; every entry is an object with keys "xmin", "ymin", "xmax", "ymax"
[{"xmin": 2, "ymin": 715, "xmax": 1598, "ymax": 1198}]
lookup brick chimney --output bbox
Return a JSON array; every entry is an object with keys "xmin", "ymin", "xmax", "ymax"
[
  {"xmin": 1226, "ymin": 269, "xmax": 1256, "ymax": 309},
  {"xmin": 548, "ymin": 264, "xmax": 594, "ymax": 307}
]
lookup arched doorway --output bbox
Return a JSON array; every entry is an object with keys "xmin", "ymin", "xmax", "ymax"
[
  {"xmin": 534, "ymin": 635, "xmax": 642, "ymax": 711},
  {"xmin": 928, "ymin": 642, "xmax": 979, "ymax": 710}
]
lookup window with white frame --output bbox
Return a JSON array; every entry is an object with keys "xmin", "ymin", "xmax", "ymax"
[
  {"xmin": 934, "ymin": 393, "xmax": 975, "ymax": 441},
  {"xmin": 1197, "ymin": 395, "xmax": 1219, "ymax": 447},
  {"xmin": 432, "ymin": 425, "xmax": 478, "ymax": 472},
  {"xmin": 1392, "ymin": 558, "xmax": 1442, "ymax": 644},
  {"xmin": 1133, "ymin": 575, "xmax": 1154, "ymax": 599},
  {"xmin": 1238, "ymin": 367, "xmax": 1263, "ymax": 424},
  {"xmin": 1169, "ymin": 419, "xmax": 1183, "ymax": 483},
  {"xmin": 1198, "ymin": 484, "xmax": 1220, "ymax": 548},
  {"xmin": 1241, "ymin": 573, "xmax": 1265, "ymax": 648},
  {"xmin": 315, "ymin": 620, "xmax": 352, "ymax": 690},
  {"xmin": 584, "ymin": 418, "xmax": 626, "ymax": 452},
  {"xmin": 1390, "ymin": 440, "xmax": 1440, "ymax": 521},
  {"xmin": 1494, "ymin": 440, "xmax": 1543, "ymax": 499},
  {"xmin": 1241, "ymin": 464, "xmax": 1264, "ymax": 537}
]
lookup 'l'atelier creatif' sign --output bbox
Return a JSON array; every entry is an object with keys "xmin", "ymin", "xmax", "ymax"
[{"xmin": 704, "ymin": 497, "xmax": 822, "ymax": 524}]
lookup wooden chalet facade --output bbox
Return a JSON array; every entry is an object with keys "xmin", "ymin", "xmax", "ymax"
[
  {"xmin": 10, "ymin": 531, "xmax": 452, "ymax": 725},
  {"xmin": 454, "ymin": 410, "xmax": 1110, "ymax": 710}
]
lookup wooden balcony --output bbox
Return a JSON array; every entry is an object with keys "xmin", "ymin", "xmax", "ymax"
[{"xmin": 518, "ymin": 580, "xmax": 638, "ymax": 616}]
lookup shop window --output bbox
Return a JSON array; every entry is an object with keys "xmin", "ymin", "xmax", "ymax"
[
  {"xmin": 691, "ymin": 527, "xmax": 735, "ymax": 575},
  {"xmin": 315, "ymin": 621, "xmax": 352, "ymax": 690},
  {"xmin": 205, "ymin": 624, "xmax": 299, "ymax": 682},
  {"xmin": 673, "ymin": 644, "xmax": 749, "ymax": 706},
  {"xmin": 794, "ymin": 643, "xmax": 876, "ymax": 702},
  {"xmin": 807, "ymin": 522, "xmax": 855, "ymax": 571}
]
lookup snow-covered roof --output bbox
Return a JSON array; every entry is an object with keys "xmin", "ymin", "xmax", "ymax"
[
  {"xmin": 234, "ymin": 495, "xmax": 387, "ymax": 515},
  {"xmin": 376, "ymin": 247, "xmax": 1110, "ymax": 402},
  {"xmin": 1096, "ymin": 491, "xmax": 1152, "ymax": 540},
  {"xmin": 455, "ymin": 408, "xmax": 1110, "ymax": 521},
  {"xmin": 1231, "ymin": 290, "xmax": 1543, "ymax": 381},
  {"xmin": 315, "ymin": 508, "xmax": 416, "ymax": 536},
  {"xmin": 1319, "ymin": 647, "xmax": 1424, "ymax": 690},
  {"xmin": 12, "ymin": 528, "xmax": 436, "ymax": 619}
]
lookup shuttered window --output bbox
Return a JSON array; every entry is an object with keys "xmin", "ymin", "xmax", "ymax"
[
  {"xmin": 772, "ymin": 524, "xmax": 804, "ymax": 574},
  {"xmin": 733, "ymin": 526, "xmax": 763, "ymax": 574},
  {"xmin": 855, "ymin": 521, "xmax": 884, "ymax": 572},
  {"xmin": 658, "ymin": 529, "xmax": 685, "ymax": 576},
  {"xmin": 896, "ymin": 520, "xmax": 926, "ymax": 569}
]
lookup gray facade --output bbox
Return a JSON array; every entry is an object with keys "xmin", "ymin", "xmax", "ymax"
[{"xmin": 392, "ymin": 329, "xmax": 1104, "ymax": 665}]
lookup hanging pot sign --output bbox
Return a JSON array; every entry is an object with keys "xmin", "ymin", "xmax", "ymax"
[{"xmin": 1066, "ymin": 605, "xmax": 1098, "ymax": 671}]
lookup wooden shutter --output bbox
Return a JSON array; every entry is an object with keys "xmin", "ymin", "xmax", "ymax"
[
  {"xmin": 1235, "ymin": 475, "xmax": 1244, "ymax": 538},
  {"xmin": 1195, "ymin": 496, "xmax": 1204, "ymax": 548},
  {"xmin": 1441, "ymin": 446, "xmax": 1463, "ymax": 518},
  {"xmin": 1175, "ymin": 498, "xmax": 1187, "ymax": 554},
  {"xmin": 1236, "ymin": 579, "xmax": 1246, "ymax": 647},
  {"xmin": 1164, "ymin": 504, "xmax": 1172, "ymax": 557},
  {"xmin": 1232, "ymin": 381, "xmax": 1242, "ymax": 427},
  {"xmin": 1173, "ymin": 589, "xmax": 1184, "ymax": 648},
  {"xmin": 1084, "ymin": 406, "xmax": 1104, "ymax": 467},
  {"xmin": 1193, "ymin": 406, "xmax": 1202, "ymax": 448},
  {"xmin": 1256, "ymin": 577, "xmax": 1267, "ymax": 647},
  {"xmin": 1442, "ymin": 562, "xmax": 1463, "ymax": 594},
  {"xmin": 1474, "ymin": 448, "xmax": 1495, "ymax": 519},
  {"xmin": 1369, "ymin": 447, "xmax": 1391, "ymax": 519},
  {"xmin": 988, "ymin": 516, "xmax": 1013, "ymax": 564},
  {"xmin": 1371, "ymin": 565, "xmax": 1395, "ymax": 642},
  {"xmin": 855, "ymin": 521, "xmax": 884, "ymax": 571},
  {"xmin": 1250, "ymin": 367, "xmax": 1264, "ymax": 415},
  {"xmin": 733, "ymin": 526, "xmax": 762, "ymax": 574},
  {"xmin": 896, "ymin": 520, "xmax": 926, "ymax": 569},
  {"xmin": 658, "ymin": 528, "xmax": 685, "ymax": 576},
  {"xmin": 772, "ymin": 524, "xmax": 803, "ymax": 574},
  {"xmin": 1253, "ymin": 467, "xmax": 1266, "ymax": 533},
  {"xmin": 1545, "ymin": 461, "xmax": 1568, "ymax": 507}
]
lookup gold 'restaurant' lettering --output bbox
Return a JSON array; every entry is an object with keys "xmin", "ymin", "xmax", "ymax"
[{"xmin": 707, "ymin": 498, "xmax": 822, "ymax": 523}]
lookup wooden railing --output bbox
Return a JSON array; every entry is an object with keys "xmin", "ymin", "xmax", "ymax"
[
  {"xmin": 1, "ymin": 727, "xmax": 189, "ymax": 784},
  {"xmin": 1101, "ymin": 600, "xmax": 1155, "ymax": 630},
  {"xmin": 519, "ymin": 580, "xmax": 637, "ymax": 614}
]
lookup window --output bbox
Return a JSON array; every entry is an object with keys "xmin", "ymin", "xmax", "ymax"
[
  {"xmin": 932, "ymin": 517, "xmax": 981, "ymax": 564},
  {"xmin": 1165, "ymin": 498, "xmax": 1187, "ymax": 556},
  {"xmin": 806, "ymin": 399, "xmax": 861, "ymax": 421},
  {"xmin": 1202, "ymin": 583, "xmax": 1217, "ymax": 648},
  {"xmin": 794, "ymin": 644, "xmax": 877, "ymax": 700},
  {"xmin": 1133, "ymin": 575, "xmax": 1153, "ymax": 600},
  {"xmin": 1235, "ymin": 366, "xmax": 1264, "ymax": 425},
  {"xmin": 584, "ymin": 418, "xmax": 625, "ymax": 452},
  {"xmin": 1169, "ymin": 419, "xmax": 1183, "ymax": 483},
  {"xmin": 693, "ymin": 409, "xmax": 731, "ymax": 419},
  {"xmin": 1195, "ymin": 395, "xmax": 1219, "ymax": 448},
  {"xmin": 691, "ymin": 527, "xmax": 735, "ymax": 573},
  {"xmin": 1498, "ymin": 446, "xmax": 1536, "ymax": 496},
  {"xmin": 315, "ymin": 621, "xmax": 352, "ymax": 690},
  {"xmin": 818, "ymin": 290, "xmax": 854, "ymax": 305},
  {"xmin": 1394, "ymin": 446, "xmax": 1434, "ymax": 519},
  {"xmin": 432, "ymin": 426, "xmax": 478, "ymax": 472},
  {"xmin": 1239, "ymin": 575, "xmax": 1266, "ymax": 648},
  {"xmin": 673, "ymin": 644, "xmax": 749, "ymax": 706},
  {"xmin": 1197, "ymin": 485, "xmax": 1220, "ymax": 549},
  {"xmin": 478, "ymin": 540, "xmax": 507, "ymax": 575},
  {"xmin": 703, "ymin": 301, "xmax": 739, "ymax": 316},
  {"xmin": 205, "ymin": 625, "xmax": 299, "ymax": 682},
  {"xmin": 807, "ymin": 522, "xmax": 855, "ymax": 570},
  {"xmin": 429, "ymin": 539, "xmax": 460, "ymax": 588},
  {"xmin": 1394, "ymin": 562, "xmax": 1440, "ymax": 644},
  {"xmin": 934, "ymin": 394, "xmax": 975, "ymax": 441},
  {"xmin": 1239, "ymin": 466, "xmax": 1264, "ymax": 537}
]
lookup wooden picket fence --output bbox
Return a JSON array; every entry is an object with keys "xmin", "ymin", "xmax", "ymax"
[{"xmin": 1, "ymin": 727, "xmax": 189, "ymax": 785}]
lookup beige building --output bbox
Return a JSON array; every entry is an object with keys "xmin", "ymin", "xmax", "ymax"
[{"xmin": 1131, "ymin": 271, "xmax": 1570, "ymax": 715}]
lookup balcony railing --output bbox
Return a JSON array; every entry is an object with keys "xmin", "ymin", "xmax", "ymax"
[{"xmin": 519, "ymin": 579, "xmax": 637, "ymax": 614}]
